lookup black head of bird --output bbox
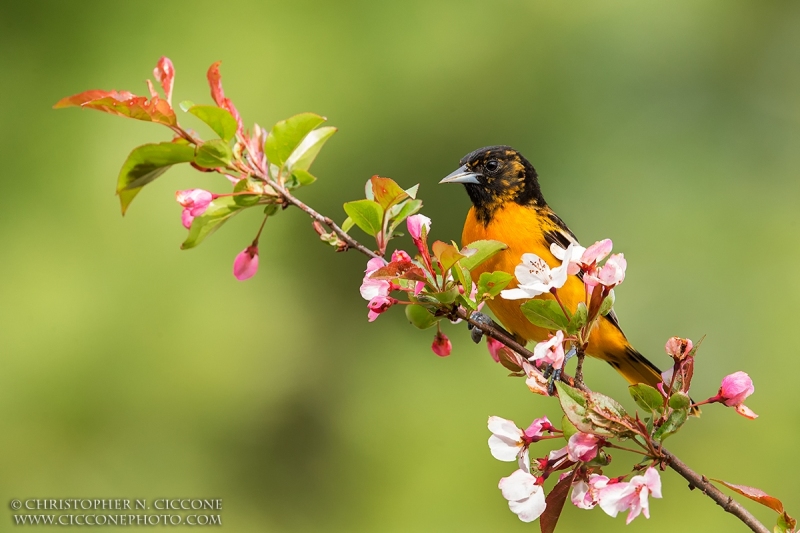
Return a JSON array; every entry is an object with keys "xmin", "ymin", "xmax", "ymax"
[{"xmin": 439, "ymin": 146, "xmax": 546, "ymax": 224}]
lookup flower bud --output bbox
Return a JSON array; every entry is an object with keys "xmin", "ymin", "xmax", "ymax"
[
  {"xmin": 431, "ymin": 331, "xmax": 452, "ymax": 357},
  {"xmin": 233, "ymin": 245, "xmax": 259, "ymax": 281},
  {"xmin": 665, "ymin": 336, "xmax": 693, "ymax": 361}
]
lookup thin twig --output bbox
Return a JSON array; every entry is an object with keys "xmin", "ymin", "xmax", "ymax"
[{"xmin": 661, "ymin": 448, "xmax": 770, "ymax": 533}]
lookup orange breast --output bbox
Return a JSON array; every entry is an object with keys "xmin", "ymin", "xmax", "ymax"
[{"xmin": 460, "ymin": 204, "xmax": 629, "ymax": 359}]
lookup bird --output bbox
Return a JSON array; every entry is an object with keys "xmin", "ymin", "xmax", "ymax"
[{"xmin": 439, "ymin": 145, "xmax": 665, "ymax": 389}]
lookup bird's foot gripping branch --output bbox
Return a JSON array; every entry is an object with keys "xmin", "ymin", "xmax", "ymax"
[{"xmin": 56, "ymin": 57, "xmax": 793, "ymax": 533}]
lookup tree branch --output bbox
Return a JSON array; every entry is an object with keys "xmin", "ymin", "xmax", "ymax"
[
  {"xmin": 264, "ymin": 173, "xmax": 770, "ymax": 533},
  {"xmin": 661, "ymin": 448, "xmax": 770, "ymax": 533}
]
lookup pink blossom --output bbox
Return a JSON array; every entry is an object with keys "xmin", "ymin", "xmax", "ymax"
[
  {"xmin": 487, "ymin": 337, "xmax": 504, "ymax": 363},
  {"xmin": 176, "ymin": 189, "xmax": 213, "ymax": 229},
  {"xmin": 233, "ymin": 246, "xmax": 259, "ymax": 281},
  {"xmin": 567, "ymin": 432, "xmax": 601, "ymax": 462},
  {"xmin": 715, "ymin": 371, "xmax": 757, "ymax": 419},
  {"xmin": 530, "ymin": 330, "xmax": 566, "ymax": 370},
  {"xmin": 572, "ymin": 474, "xmax": 610, "ymax": 510},
  {"xmin": 367, "ymin": 295, "xmax": 396, "ymax": 322},
  {"xmin": 391, "ymin": 249, "xmax": 412, "ymax": 263},
  {"xmin": 665, "ymin": 337, "xmax": 693, "ymax": 359},
  {"xmin": 522, "ymin": 361, "xmax": 550, "ymax": 396},
  {"xmin": 488, "ymin": 416, "xmax": 551, "ymax": 471},
  {"xmin": 431, "ymin": 331, "xmax": 452, "ymax": 357},
  {"xmin": 498, "ymin": 469, "xmax": 547, "ymax": 523},
  {"xmin": 598, "ymin": 467, "xmax": 662, "ymax": 524},
  {"xmin": 360, "ymin": 257, "xmax": 390, "ymax": 301},
  {"xmin": 501, "ymin": 245, "xmax": 581, "ymax": 300},
  {"xmin": 406, "ymin": 214, "xmax": 431, "ymax": 241},
  {"xmin": 596, "ymin": 253, "xmax": 626, "ymax": 287}
]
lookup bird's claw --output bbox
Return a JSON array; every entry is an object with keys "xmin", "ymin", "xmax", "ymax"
[{"xmin": 468, "ymin": 312, "xmax": 493, "ymax": 344}]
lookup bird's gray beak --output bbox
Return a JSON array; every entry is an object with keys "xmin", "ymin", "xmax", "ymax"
[{"xmin": 439, "ymin": 165, "xmax": 481, "ymax": 185}]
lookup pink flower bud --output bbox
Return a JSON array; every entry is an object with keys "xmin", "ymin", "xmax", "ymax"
[
  {"xmin": 431, "ymin": 331, "xmax": 452, "ymax": 357},
  {"xmin": 719, "ymin": 371, "xmax": 754, "ymax": 406},
  {"xmin": 665, "ymin": 337, "xmax": 693, "ymax": 360},
  {"xmin": 391, "ymin": 249, "xmax": 412, "ymax": 263},
  {"xmin": 181, "ymin": 209, "xmax": 195, "ymax": 229},
  {"xmin": 176, "ymin": 189, "xmax": 213, "ymax": 215},
  {"xmin": 406, "ymin": 214, "xmax": 431, "ymax": 241},
  {"xmin": 367, "ymin": 295, "xmax": 396, "ymax": 322},
  {"xmin": 233, "ymin": 245, "xmax": 259, "ymax": 281},
  {"xmin": 567, "ymin": 432, "xmax": 601, "ymax": 462},
  {"xmin": 486, "ymin": 337, "xmax": 504, "ymax": 363}
]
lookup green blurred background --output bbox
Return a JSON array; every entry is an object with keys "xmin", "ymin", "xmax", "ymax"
[{"xmin": 1, "ymin": 1, "xmax": 798, "ymax": 531}]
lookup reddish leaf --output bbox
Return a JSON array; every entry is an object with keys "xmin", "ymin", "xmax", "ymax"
[
  {"xmin": 540, "ymin": 471, "xmax": 576, "ymax": 533},
  {"xmin": 370, "ymin": 176, "xmax": 408, "ymax": 210},
  {"xmin": 54, "ymin": 89, "xmax": 177, "ymax": 127},
  {"xmin": 206, "ymin": 61, "xmax": 243, "ymax": 136},
  {"xmin": 431, "ymin": 241, "xmax": 466, "ymax": 273},
  {"xmin": 370, "ymin": 261, "xmax": 427, "ymax": 282},
  {"xmin": 711, "ymin": 479, "xmax": 785, "ymax": 514},
  {"xmin": 53, "ymin": 89, "xmax": 135, "ymax": 109},
  {"xmin": 153, "ymin": 56, "xmax": 174, "ymax": 104}
]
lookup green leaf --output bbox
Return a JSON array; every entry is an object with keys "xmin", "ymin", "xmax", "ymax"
[
  {"xmin": 179, "ymin": 100, "xmax": 195, "ymax": 112},
  {"xmin": 599, "ymin": 289, "xmax": 615, "ymax": 316},
  {"xmin": 568, "ymin": 302, "xmax": 588, "ymax": 334},
  {"xmin": 195, "ymin": 139, "xmax": 233, "ymax": 169},
  {"xmin": 405, "ymin": 184, "xmax": 419, "ymax": 198},
  {"xmin": 405, "ymin": 304, "xmax": 439, "ymax": 330},
  {"xmin": 371, "ymin": 176, "xmax": 409, "ymax": 210},
  {"xmin": 668, "ymin": 391, "xmax": 691, "ymax": 410},
  {"xmin": 561, "ymin": 415, "xmax": 578, "ymax": 441},
  {"xmin": 629, "ymin": 384, "xmax": 665, "ymax": 413},
  {"xmin": 431, "ymin": 286, "xmax": 459, "ymax": 304},
  {"xmin": 285, "ymin": 126, "xmax": 337, "ymax": 172},
  {"xmin": 187, "ymin": 105, "xmax": 238, "ymax": 141},
  {"xmin": 520, "ymin": 299, "xmax": 569, "ymax": 330},
  {"xmin": 476, "ymin": 271, "xmax": 513, "ymax": 301},
  {"xmin": 265, "ymin": 112, "xmax": 326, "ymax": 168},
  {"xmin": 586, "ymin": 391, "xmax": 635, "ymax": 437},
  {"xmin": 343, "ymin": 199, "xmax": 383, "ymax": 236},
  {"xmin": 291, "ymin": 169, "xmax": 317, "ymax": 186},
  {"xmin": 341, "ymin": 217, "xmax": 355, "ymax": 233},
  {"xmin": 387, "ymin": 198, "xmax": 423, "ymax": 236},
  {"xmin": 653, "ymin": 407, "xmax": 689, "ymax": 441},
  {"xmin": 232, "ymin": 178, "xmax": 263, "ymax": 206},
  {"xmin": 181, "ymin": 196, "xmax": 244, "ymax": 250},
  {"xmin": 263, "ymin": 204, "xmax": 279, "ymax": 216},
  {"xmin": 459, "ymin": 240, "xmax": 508, "ymax": 271},
  {"xmin": 116, "ymin": 142, "xmax": 195, "ymax": 214},
  {"xmin": 554, "ymin": 381, "xmax": 600, "ymax": 435}
]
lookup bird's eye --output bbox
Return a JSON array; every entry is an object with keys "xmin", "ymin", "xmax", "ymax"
[{"xmin": 485, "ymin": 159, "xmax": 500, "ymax": 172}]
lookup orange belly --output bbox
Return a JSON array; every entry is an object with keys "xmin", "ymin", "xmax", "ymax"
[{"xmin": 461, "ymin": 204, "xmax": 629, "ymax": 361}]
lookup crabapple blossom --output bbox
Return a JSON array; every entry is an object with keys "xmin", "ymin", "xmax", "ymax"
[
  {"xmin": 360, "ymin": 257, "xmax": 390, "ymax": 301},
  {"xmin": 665, "ymin": 336, "xmax": 693, "ymax": 360},
  {"xmin": 530, "ymin": 330, "xmax": 566, "ymax": 370},
  {"xmin": 598, "ymin": 467, "xmax": 662, "ymax": 524},
  {"xmin": 567, "ymin": 432, "xmax": 601, "ymax": 462},
  {"xmin": 233, "ymin": 245, "xmax": 258, "ymax": 281},
  {"xmin": 487, "ymin": 416, "xmax": 552, "ymax": 471},
  {"xmin": 367, "ymin": 295, "xmax": 397, "ymax": 322},
  {"xmin": 406, "ymin": 214, "xmax": 431, "ymax": 241},
  {"xmin": 715, "ymin": 371, "xmax": 757, "ymax": 419},
  {"xmin": 595, "ymin": 253, "xmax": 627, "ymax": 287},
  {"xmin": 571, "ymin": 474, "xmax": 611, "ymax": 510},
  {"xmin": 522, "ymin": 361, "xmax": 550, "ymax": 395},
  {"xmin": 391, "ymin": 249, "xmax": 412, "ymax": 263},
  {"xmin": 498, "ymin": 469, "xmax": 547, "ymax": 523},
  {"xmin": 431, "ymin": 331, "xmax": 452, "ymax": 357},
  {"xmin": 501, "ymin": 244, "xmax": 581, "ymax": 300},
  {"xmin": 176, "ymin": 188, "xmax": 213, "ymax": 229}
]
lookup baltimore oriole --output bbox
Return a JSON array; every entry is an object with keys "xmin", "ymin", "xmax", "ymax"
[{"xmin": 440, "ymin": 145, "xmax": 664, "ymax": 389}]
